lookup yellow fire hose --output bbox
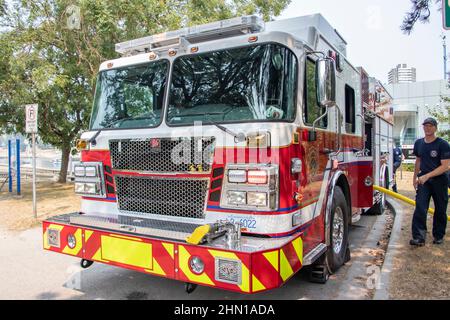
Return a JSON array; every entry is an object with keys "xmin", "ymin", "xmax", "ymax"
[{"xmin": 373, "ymin": 185, "xmax": 450, "ymax": 221}]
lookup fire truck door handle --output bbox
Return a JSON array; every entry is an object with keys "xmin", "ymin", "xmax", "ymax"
[{"xmin": 330, "ymin": 106, "xmax": 342, "ymax": 158}]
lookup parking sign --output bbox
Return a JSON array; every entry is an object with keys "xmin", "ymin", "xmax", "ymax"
[{"xmin": 25, "ymin": 104, "xmax": 38, "ymax": 133}]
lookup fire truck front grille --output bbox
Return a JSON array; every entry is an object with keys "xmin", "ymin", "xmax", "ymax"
[
  {"xmin": 109, "ymin": 137, "xmax": 215, "ymax": 173},
  {"xmin": 115, "ymin": 176, "xmax": 208, "ymax": 219}
]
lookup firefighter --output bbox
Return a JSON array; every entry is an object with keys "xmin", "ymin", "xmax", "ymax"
[
  {"xmin": 410, "ymin": 118, "xmax": 450, "ymax": 246},
  {"xmin": 392, "ymin": 143, "xmax": 404, "ymax": 193}
]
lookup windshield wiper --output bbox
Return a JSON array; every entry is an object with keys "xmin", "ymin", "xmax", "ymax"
[
  {"xmin": 203, "ymin": 113, "xmax": 246, "ymax": 143},
  {"xmin": 89, "ymin": 115, "xmax": 157, "ymax": 146},
  {"xmin": 170, "ymin": 111, "xmax": 246, "ymax": 143}
]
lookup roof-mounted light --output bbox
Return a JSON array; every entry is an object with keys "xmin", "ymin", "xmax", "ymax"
[{"xmin": 115, "ymin": 15, "xmax": 265, "ymax": 56}]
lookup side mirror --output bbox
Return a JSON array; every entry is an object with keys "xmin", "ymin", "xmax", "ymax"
[{"xmin": 316, "ymin": 58, "xmax": 336, "ymax": 108}]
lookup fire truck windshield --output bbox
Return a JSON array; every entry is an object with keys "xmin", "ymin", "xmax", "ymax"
[
  {"xmin": 90, "ymin": 60, "xmax": 169, "ymax": 130},
  {"xmin": 167, "ymin": 43, "xmax": 297, "ymax": 126}
]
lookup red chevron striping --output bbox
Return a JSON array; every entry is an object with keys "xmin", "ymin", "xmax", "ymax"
[
  {"xmin": 82, "ymin": 229, "xmax": 102, "ymax": 260},
  {"xmin": 44, "ymin": 223, "xmax": 83, "ymax": 258},
  {"xmin": 251, "ymin": 251, "xmax": 281, "ymax": 291},
  {"xmin": 282, "ymin": 242, "xmax": 302, "ymax": 274},
  {"xmin": 178, "ymin": 245, "xmax": 217, "ymax": 285},
  {"xmin": 152, "ymin": 242, "xmax": 175, "ymax": 278}
]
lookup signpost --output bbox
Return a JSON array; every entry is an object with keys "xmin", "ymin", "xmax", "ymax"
[
  {"xmin": 25, "ymin": 104, "xmax": 38, "ymax": 219},
  {"xmin": 444, "ymin": 0, "xmax": 450, "ymax": 30}
]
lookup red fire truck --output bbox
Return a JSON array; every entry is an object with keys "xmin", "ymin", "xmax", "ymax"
[{"xmin": 43, "ymin": 14, "xmax": 393, "ymax": 294}]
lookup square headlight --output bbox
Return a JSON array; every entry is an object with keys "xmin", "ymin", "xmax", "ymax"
[
  {"xmin": 85, "ymin": 166, "xmax": 98, "ymax": 177},
  {"xmin": 74, "ymin": 166, "xmax": 85, "ymax": 177},
  {"xmin": 228, "ymin": 170, "xmax": 246, "ymax": 183},
  {"xmin": 247, "ymin": 192, "xmax": 267, "ymax": 206},
  {"xmin": 75, "ymin": 182, "xmax": 99, "ymax": 195},
  {"xmin": 227, "ymin": 191, "xmax": 246, "ymax": 205}
]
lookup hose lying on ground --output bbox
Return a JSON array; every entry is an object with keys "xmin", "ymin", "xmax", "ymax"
[{"xmin": 373, "ymin": 185, "xmax": 450, "ymax": 222}]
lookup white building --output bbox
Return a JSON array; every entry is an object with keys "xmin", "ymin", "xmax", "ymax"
[
  {"xmin": 386, "ymin": 79, "xmax": 450, "ymax": 159},
  {"xmin": 388, "ymin": 64, "xmax": 417, "ymax": 84}
]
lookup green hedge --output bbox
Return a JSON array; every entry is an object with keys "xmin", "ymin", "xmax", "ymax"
[{"xmin": 401, "ymin": 163, "xmax": 415, "ymax": 172}]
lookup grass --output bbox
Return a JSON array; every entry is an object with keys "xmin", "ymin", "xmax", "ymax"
[{"xmin": 0, "ymin": 179, "xmax": 80, "ymax": 231}]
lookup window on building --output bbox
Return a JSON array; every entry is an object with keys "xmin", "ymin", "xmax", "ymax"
[{"xmin": 345, "ymin": 84, "xmax": 356, "ymax": 133}]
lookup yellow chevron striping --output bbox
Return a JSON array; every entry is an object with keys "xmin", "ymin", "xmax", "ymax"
[
  {"xmin": 43, "ymin": 224, "xmax": 64, "ymax": 250},
  {"xmin": 145, "ymin": 258, "xmax": 166, "ymax": 276},
  {"xmin": 62, "ymin": 228, "xmax": 83, "ymax": 256},
  {"xmin": 179, "ymin": 246, "xmax": 214, "ymax": 286},
  {"xmin": 280, "ymin": 249, "xmax": 294, "ymax": 281},
  {"xmin": 292, "ymin": 237, "xmax": 303, "ymax": 265},
  {"xmin": 252, "ymin": 275, "xmax": 266, "ymax": 293},
  {"xmin": 85, "ymin": 230, "xmax": 93, "ymax": 242},
  {"xmin": 208, "ymin": 249, "xmax": 250, "ymax": 293},
  {"xmin": 162, "ymin": 243, "xmax": 174, "ymax": 259},
  {"xmin": 263, "ymin": 250, "xmax": 279, "ymax": 272}
]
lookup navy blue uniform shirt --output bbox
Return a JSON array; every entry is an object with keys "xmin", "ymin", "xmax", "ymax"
[
  {"xmin": 413, "ymin": 137, "xmax": 450, "ymax": 177},
  {"xmin": 393, "ymin": 147, "xmax": 402, "ymax": 165}
]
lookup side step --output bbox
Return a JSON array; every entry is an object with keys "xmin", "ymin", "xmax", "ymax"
[{"xmin": 302, "ymin": 243, "xmax": 328, "ymax": 266}]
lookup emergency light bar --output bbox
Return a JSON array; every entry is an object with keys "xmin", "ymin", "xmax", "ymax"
[{"xmin": 115, "ymin": 15, "xmax": 265, "ymax": 56}]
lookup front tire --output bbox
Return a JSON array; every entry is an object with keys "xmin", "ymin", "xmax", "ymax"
[{"xmin": 325, "ymin": 186, "xmax": 350, "ymax": 273}]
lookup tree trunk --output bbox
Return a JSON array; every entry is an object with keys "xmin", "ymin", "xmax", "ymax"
[{"xmin": 58, "ymin": 144, "xmax": 71, "ymax": 183}]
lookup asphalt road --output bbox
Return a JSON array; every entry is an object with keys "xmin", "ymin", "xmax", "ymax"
[{"xmin": 0, "ymin": 214, "xmax": 383, "ymax": 300}]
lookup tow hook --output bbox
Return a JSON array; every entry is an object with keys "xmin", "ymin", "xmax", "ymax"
[
  {"xmin": 80, "ymin": 259, "xmax": 94, "ymax": 269},
  {"xmin": 185, "ymin": 282, "xmax": 198, "ymax": 294}
]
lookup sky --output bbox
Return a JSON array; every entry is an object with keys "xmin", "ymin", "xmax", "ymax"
[{"xmin": 277, "ymin": 0, "xmax": 449, "ymax": 84}]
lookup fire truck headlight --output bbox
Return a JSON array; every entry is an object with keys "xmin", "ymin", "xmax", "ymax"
[
  {"xmin": 228, "ymin": 170, "xmax": 247, "ymax": 183},
  {"xmin": 189, "ymin": 256, "xmax": 205, "ymax": 274},
  {"xmin": 75, "ymin": 182, "xmax": 99, "ymax": 195},
  {"xmin": 73, "ymin": 162, "xmax": 106, "ymax": 198},
  {"xmin": 84, "ymin": 166, "xmax": 98, "ymax": 177},
  {"xmin": 227, "ymin": 191, "xmax": 246, "ymax": 205},
  {"xmin": 67, "ymin": 234, "xmax": 76, "ymax": 249},
  {"xmin": 74, "ymin": 165, "xmax": 86, "ymax": 177},
  {"xmin": 74, "ymin": 182, "xmax": 85, "ymax": 193},
  {"xmin": 247, "ymin": 170, "xmax": 268, "ymax": 184},
  {"xmin": 84, "ymin": 182, "xmax": 98, "ymax": 194},
  {"xmin": 247, "ymin": 192, "xmax": 267, "ymax": 206}
]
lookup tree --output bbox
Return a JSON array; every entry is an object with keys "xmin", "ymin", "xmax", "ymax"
[
  {"xmin": 0, "ymin": 0, "xmax": 290, "ymax": 183},
  {"xmin": 429, "ymin": 97, "xmax": 450, "ymax": 141},
  {"xmin": 401, "ymin": 0, "xmax": 442, "ymax": 34}
]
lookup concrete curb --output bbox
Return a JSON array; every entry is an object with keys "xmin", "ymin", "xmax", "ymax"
[
  {"xmin": 373, "ymin": 196, "xmax": 405, "ymax": 300},
  {"xmin": 335, "ymin": 213, "xmax": 387, "ymax": 300}
]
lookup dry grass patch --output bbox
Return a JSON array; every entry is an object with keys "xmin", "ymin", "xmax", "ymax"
[
  {"xmin": 389, "ymin": 171, "xmax": 450, "ymax": 299},
  {"xmin": 0, "ymin": 180, "xmax": 80, "ymax": 231}
]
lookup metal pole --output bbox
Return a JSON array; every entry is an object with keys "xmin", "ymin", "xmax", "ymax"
[
  {"xmin": 32, "ymin": 133, "xmax": 37, "ymax": 218},
  {"xmin": 443, "ymin": 35, "xmax": 448, "ymax": 80},
  {"xmin": 8, "ymin": 140, "xmax": 12, "ymax": 192},
  {"xmin": 16, "ymin": 138, "xmax": 20, "ymax": 195}
]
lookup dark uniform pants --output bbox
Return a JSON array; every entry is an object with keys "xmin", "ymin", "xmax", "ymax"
[{"xmin": 412, "ymin": 175, "xmax": 449, "ymax": 241}]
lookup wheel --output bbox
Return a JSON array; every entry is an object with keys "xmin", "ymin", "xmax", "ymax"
[
  {"xmin": 369, "ymin": 171, "xmax": 389, "ymax": 215},
  {"xmin": 325, "ymin": 186, "xmax": 350, "ymax": 273},
  {"xmin": 80, "ymin": 259, "xmax": 94, "ymax": 269},
  {"xmin": 185, "ymin": 282, "xmax": 197, "ymax": 294}
]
